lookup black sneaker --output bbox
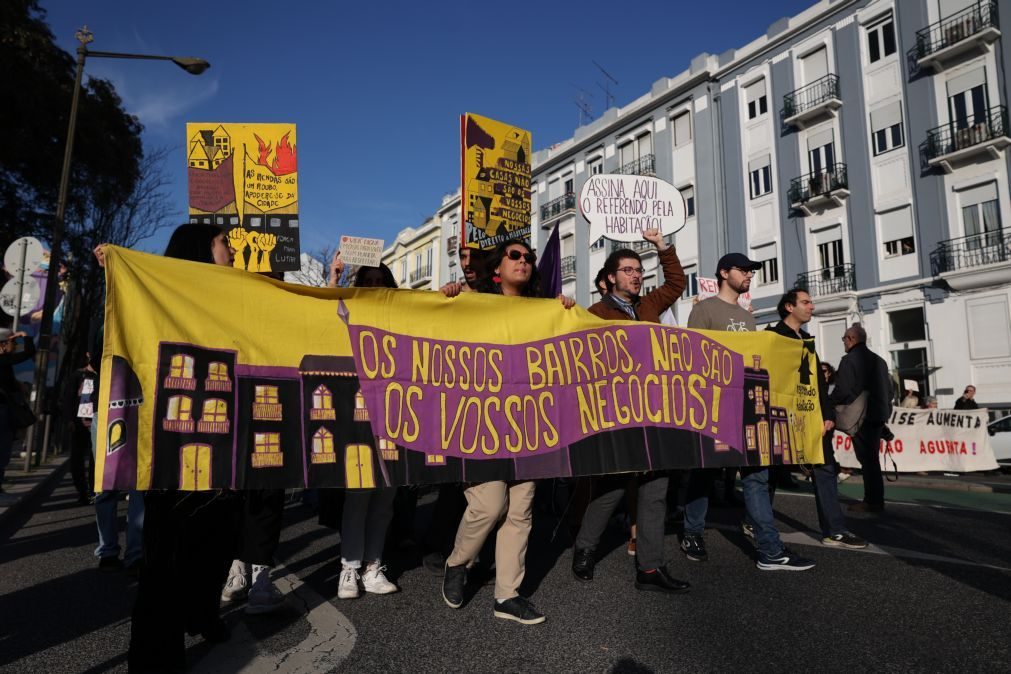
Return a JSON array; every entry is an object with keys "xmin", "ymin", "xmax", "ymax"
[
  {"xmin": 493, "ymin": 596, "xmax": 546, "ymax": 625},
  {"xmin": 442, "ymin": 563, "xmax": 467, "ymax": 609},
  {"xmin": 822, "ymin": 532, "xmax": 868, "ymax": 549},
  {"xmin": 679, "ymin": 534, "xmax": 708, "ymax": 562},
  {"xmin": 571, "ymin": 548, "xmax": 595, "ymax": 582},
  {"xmin": 98, "ymin": 556, "xmax": 123, "ymax": 572},
  {"xmin": 756, "ymin": 547, "xmax": 816, "ymax": 571},
  {"xmin": 635, "ymin": 566, "xmax": 690, "ymax": 594}
]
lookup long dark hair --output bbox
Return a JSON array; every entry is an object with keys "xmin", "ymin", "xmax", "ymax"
[
  {"xmin": 164, "ymin": 223, "xmax": 222, "ymax": 263},
  {"xmin": 477, "ymin": 239, "xmax": 540, "ymax": 298},
  {"xmin": 353, "ymin": 263, "xmax": 398, "ymax": 289}
]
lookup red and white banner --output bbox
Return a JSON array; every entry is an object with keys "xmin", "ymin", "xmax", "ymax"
[{"xmin": 834, "ymin": 408, "xmax": 998, "ymax": 473}]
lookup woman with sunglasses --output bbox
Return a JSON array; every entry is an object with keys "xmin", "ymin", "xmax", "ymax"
[{"xmin": 440, "ymin": 239, "xmax": 572, "ymax": 625}]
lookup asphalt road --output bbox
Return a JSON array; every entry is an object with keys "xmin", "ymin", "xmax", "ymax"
[{"xmin": 2, "ymin": 472, "xmax": 1010, "ymax": 673}]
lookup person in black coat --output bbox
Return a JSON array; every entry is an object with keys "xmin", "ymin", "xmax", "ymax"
[
  {"xmin": 829, "ymin": 323, "xmax": 893, "ymax": 512},
  {"xmin": 954, "ymin": 385, "xmax": 979, "ymax": 410},
  {"xmin": 767, "ymin": 291, "xmax": 866, "ymax": 548}
]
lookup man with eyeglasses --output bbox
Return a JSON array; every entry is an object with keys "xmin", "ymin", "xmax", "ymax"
[
  {"xmin": 570, "ymin": 228, "xmax": 692, "ymax": 594},
  {"xmin": 831, "ymin": 324, "xmax": 892, "ymax": 513},
  {"xmin": 680, "ymin": 253, "xmax": 815, "ymax": 571}
]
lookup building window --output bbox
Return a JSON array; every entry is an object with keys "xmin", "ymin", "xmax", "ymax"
[
  {"xmin": 889, "ymin": 307, "xmax": 926, "ymax": 342},
  {"xmin": 880, "ymin": 207, "xmax": 916, "ymax": 258},
  {"xmin": 252, "ymin": 432, "xmax": 283, "ymax": 468},
  {"xmin": 818, "ymin": 238, "xmax": 844, "ymax": 270},
  {"xmin": 310, "ymin": 427, "xmax": 336, "ymax": 464},
  {"xmin": 745, "ymin": 79, "xmax": 768, "ymax": 120},
  {"xmin": 312, "ymin": 385, "xmax": 332, "ymax": 410},
  {"xmin": 564, "ymin": 178, "xmax": 574, "ymax": 194},
  {"xmin": 255, "ymin": 385, "xmax": 279, "ymax": 405},
  {"xmin": 867, "ymin": 15, "xmax": 896, "ymax": 63},
  {"xmin": 682, "ymin": 186, "xmax": 696, "ymax": 217},
  {"xmin": 808, "ymin": 132, "xmax": 836, "ymax": 174},
  {"xmin": 959, "ymin": 182, "xmax": 1002, "ymax": 248},
  {"xmin": 167, "ymin": 395, "xmax": 193, "ymax": 421},
  {"xmin": 400, "ymin": 260, "xmax": 407, "ymax": 284},
  {"xmin": 749, "ymin": 156, "xmax": 773, "ymax": 199},
  {"xmin": 871, "ymin": 102, "xmax": 904, "ymax": 156},
  {"xmin": 759, "ymin": 257, "xmax": 779, "ymax": 284},
  {"xmin": 201, "ymin": 399, "xmax": 228, "ymax": 423},
  {"xmin": 588, "ymin": 157, "xmax": 603, "ymax": 175},
  {"xmin": 205, "ymin": 361, "xmax": 231, "ymax": 392},
  {"xmin": 590, "ymin": 237, "xmax": 606, "ymax": 251},
  {"xmin": 168, "ymin": 354, "xmax": 194, "ymax": 379},
  {"xmin": 947, "ymin": 69, "xmax": 988, "ymax": 131},
  {"xmin": 682, "ymin": 265, "xmax": 699, "ymax": 299},
  {"xmin": 673, "ymin": 112, "xmax": 692, "ymax": 147}
]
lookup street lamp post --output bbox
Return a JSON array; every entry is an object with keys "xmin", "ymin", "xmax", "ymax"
[{"xmin": 23, "ymin": 27, "xmax": 209, "ymax": 471}]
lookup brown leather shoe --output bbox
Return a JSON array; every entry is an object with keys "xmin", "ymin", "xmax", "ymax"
[{"xmin": 848, "ymin": 502, "xmax": 884, "ymax": 513}]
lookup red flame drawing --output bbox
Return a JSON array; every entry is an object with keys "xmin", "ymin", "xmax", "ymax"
[{"xmin": 253, "ymin": 131, "xmax": 298, "ymax": 175}]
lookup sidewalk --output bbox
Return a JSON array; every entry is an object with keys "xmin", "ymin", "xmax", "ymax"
[
  {"xmin": 829, "ymin": 470, "xmax": 1011, "ymax": 494},
  {"xmin": 0, "ymin": 453, "xmax": 69, "ymax": 528}
]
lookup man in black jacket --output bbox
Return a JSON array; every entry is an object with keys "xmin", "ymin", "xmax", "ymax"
[
  {"xmin": 768, "ymin": 291, "xmax": 866, "ymax": 547},
  {"xmin": 830, "ymin": 323, "xmax": 892, "ymax": 512}
]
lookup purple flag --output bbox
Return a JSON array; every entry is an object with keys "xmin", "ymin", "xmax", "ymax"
[{"xmin": 537, "ymin": 223, "xmax": 561, "ymax": 298}]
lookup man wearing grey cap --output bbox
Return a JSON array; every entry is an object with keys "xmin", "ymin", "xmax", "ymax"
[{"xmin": 680, "ymin": 253, "xmax": 815, "ymax": 571}]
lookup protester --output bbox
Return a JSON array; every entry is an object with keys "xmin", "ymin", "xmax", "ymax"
[
  {"xmin": 593, "ymin": 266, "xmax": 609, "ymax": 297},
  {"xmin": 0, "ymin": 328, "xmax": 36, "ymax": 492},
  {"xmin": 328, "ymin": 255, "xmax": 400, "ymax": 599},
  {"xmin": 65, "ymin": 353, "xmax": 96, "ymax": 505},
  {"xmin": 830, "ymin": 323, "xmax": 893, "ymax": 513},
  {"xmin": 768, "ymin": 290, "xmax": 866, "ymax": 549},
  {"xmin": 85, "ymin": 248, "xmax": 147, "ymax": 576},
  {"xmin": 440, "ymin": 239, "xmax": 574, "ymax": 625},
  {"xmin": 570, "ymin": 229, "xmax": 690, "ymax": 594},
  {"xmin": 125, "ymin": 224, "xmax": 241, "ymax": 672},
  {"xmin": 954, "ymin": 385, "xmax": 978, "ymax": 410},
  {"xmin": 220, "ymin": 487, "xmax": 288, "ymax": 614},
  {"xmin": 684, "ymin": 253, "xmax": 815, "ymax": 571}
]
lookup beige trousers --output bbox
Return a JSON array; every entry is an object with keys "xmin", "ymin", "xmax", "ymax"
[{"xmin": 446, "ymin": 480, "xmax": 535, "ymax": 600}]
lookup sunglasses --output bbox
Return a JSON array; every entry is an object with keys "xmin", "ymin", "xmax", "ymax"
[{"xmin": 505, "ymin": 249, "xmax": 536, "ymax": 264}]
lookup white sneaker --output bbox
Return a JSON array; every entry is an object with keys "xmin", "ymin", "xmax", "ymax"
[
  {"xmin": 220, "ymin": 559, "xmax": 249, "ymax": 603},
  {"xmin": 246, "ymin": 564, "xmax": 285, "ymax": 614},
  {"xmin": 338, "ymin": 566, "xmax": 360, "ymax": 599},
  {"xmin": 362, "ymin": 562, "xmax": 398, "ymax": 595}
]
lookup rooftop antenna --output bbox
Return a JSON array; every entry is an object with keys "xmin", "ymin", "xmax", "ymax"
[
  {"xmin": 593, "ymin": 59, "xmax": 618, "ymax": 109},
  {"xmin": 570, "ymin": 83, "xmax": 595, "ymax": 126}
]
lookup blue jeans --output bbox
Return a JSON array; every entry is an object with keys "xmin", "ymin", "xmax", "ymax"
[
  {"xmin": 682, "ymin": 469, "xmax": 714, "ymax": 536},
  {"xmin": 812, "ymin": 463, "xmax": 846, "ymax": 537},
  {"xmin": 741, "ymin": 468, "xmax": 783, "ymax": 559},
  {"xmin": 91, "ymin": 421, "xmax": 144, "ymax": 563},
  {"xmin": 95, "ymin": 489, "xmax": 145, "ymax": 563}
]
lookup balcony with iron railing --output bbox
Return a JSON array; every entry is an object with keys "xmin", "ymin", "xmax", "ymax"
[
  {"xmin": 561, "ymin": 255, "xmax": 576, "ymax": 281},
  {"xmin": 608, "ymin": 239, "xmax": 657, "ymax": 255},
  {"xmin": 930, "ymin": 228, "xmax": 1011, "ymax": 290},
  {"xmin": 617, "ymin": 154, "xmax": 656, "ymax": 176},
  {"xmin": 923, "ymin": 105, "xmax": 1010, "ymax": 173},
  {"xmin": 916, "ymin": 1, "xmax": 1000, "ymax": 72},
  {"xmin": 540, "ymin": 192, "xmax": 576, "ymax": 224},
  {"xmin": 795, "ymin": 264, "xmax": 856, "ymax": 312},
  {"xmin": 782, "ymin": 74, "xmax": 842, "ymax": 129},
  {"xmin": 788, "ymin": 163, "xmax": 849, "ymax": 215},
  {"xmin": 409, "ymin": 264, "xmax": 432, "ymax": 287}
]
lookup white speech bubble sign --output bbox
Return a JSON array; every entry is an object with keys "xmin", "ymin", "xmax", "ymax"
[{"xmin": 578, "ymin": 174, "xmax": 686, "ymax": 243}]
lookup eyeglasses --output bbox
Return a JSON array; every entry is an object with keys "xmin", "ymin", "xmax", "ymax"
[
  {"xmin": 731, "ymin": 267, "xmax": 756, "ymax": 276},
  {"xmin": 505, "ymin": 249, "xmax": 536, "ymax": 264},
  {"xmin": 616, "ymin": 266, "xmax": 645, "ymax": 276}
]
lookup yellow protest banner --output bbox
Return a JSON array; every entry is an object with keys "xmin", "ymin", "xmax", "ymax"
[{"xmin": 95, "ymin": 246, "xmax": 823, "ymax": 491}]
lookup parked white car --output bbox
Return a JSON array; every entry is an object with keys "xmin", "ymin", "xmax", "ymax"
[{"xmin": 986, "ymin": 416, "xmax": 1011, "ymax": 468}]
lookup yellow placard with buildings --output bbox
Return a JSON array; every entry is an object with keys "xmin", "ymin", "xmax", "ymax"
[
  {"xmin": 461, "ymin": 113, "xmax": 532, "ymax": 250},
  {"xmin": 186, "ymin": 122, "xmax": 300, "ymax": 272}
]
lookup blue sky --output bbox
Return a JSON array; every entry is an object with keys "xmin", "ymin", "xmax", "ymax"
[{"xmin": 43, "ymin": 0, "xmax": 814, "ymax": 254}]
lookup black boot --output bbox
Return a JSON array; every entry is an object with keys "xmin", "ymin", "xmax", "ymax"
[{"xmin": 571, "ymin": 548, "xmax": 596, "ymax": 582}]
